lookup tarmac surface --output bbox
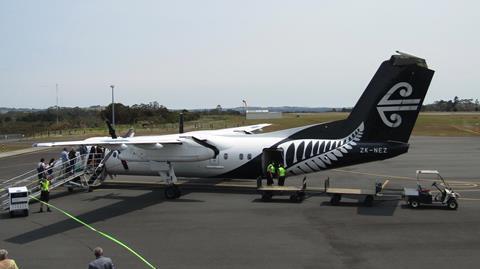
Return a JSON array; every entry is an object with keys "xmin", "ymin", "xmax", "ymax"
[{"xmin": 1, "ymin": 136, "xmax": 480, "ymax": 268}]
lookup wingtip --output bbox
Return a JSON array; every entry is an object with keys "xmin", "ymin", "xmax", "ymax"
[{"xmin": 33, "ymin": 143, "xmax": 53, "ymax": 147}]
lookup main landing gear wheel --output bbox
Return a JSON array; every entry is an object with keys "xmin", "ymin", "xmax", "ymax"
[{"xmin": 165, "ymin": 185, "xmax": 181, "ymax": 199}]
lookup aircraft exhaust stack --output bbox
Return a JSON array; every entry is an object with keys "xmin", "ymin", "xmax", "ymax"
[{"xmin": 179, "ymin": 112, "xmax": 184, "ymax": 134}]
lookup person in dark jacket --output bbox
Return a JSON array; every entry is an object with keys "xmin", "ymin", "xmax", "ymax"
[
  {"xmin": 47, "ymin": 158, "xmax": 56, "ymax": 179},
  {"xmin": 68, "ymin": 148, "xmax": 77, "ymax": 175},
  {"xmin": 37, "ymin": 158, "xmax": 47, "ymax": 180}
]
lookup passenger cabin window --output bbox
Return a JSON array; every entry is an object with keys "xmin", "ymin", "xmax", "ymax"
[
  {"xmin": 247, "ymin": 153, "xmax": 252, "ymax": 160},
  {"xmin": 223, "ymin": 153, "xmax": 228, "ymax": 160},
  {"xmin": 239, "ymin": 153, "xmax": 244, "ymax": 160}
]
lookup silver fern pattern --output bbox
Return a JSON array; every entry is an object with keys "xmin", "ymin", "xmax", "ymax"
[{"xmin": 277, "ymin": 122, "xmax": 364, "ymax": 175}]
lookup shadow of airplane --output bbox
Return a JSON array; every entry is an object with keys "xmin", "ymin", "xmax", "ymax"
[
  {"xmin": 6, "ymin": 182, "xmax": 269, "ymax": 244},
  {"xmin": 6, "ymin": 187, "xmax": 203, "ymax": 245},
  {"xmin": 6, "ymin": 182, "xmax": 403, "ymax": 244}
]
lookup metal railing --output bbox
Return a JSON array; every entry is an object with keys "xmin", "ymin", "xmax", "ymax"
[{"xmin": 1, "ymin": 152, "xmax": 107, "ymax": 210}]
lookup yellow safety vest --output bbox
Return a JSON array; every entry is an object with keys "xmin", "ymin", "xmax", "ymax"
[
  {"xmin": 267, "ymin": 164, "xmax": 275, "ymax": 173},
  {"xmin": 278, "ymin": 167, "xmax": 286, "ymax": 177},
  {"xmin": 40, "ymin": 179, "xmax": 50, "ymax": 192}
]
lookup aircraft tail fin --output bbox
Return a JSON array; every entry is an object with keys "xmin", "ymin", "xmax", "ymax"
[
  {"xmin": 346, "ymin": 51, "xmax": 434, "ymax": 142},
  {"xmin": 286, "ymin": 52, "xmax": 434, "ymax": 143}
]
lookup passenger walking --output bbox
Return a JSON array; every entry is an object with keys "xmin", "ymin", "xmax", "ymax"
[
  {"xmin": 47, "ymin": 158, "xmax": 56, "ymax": 179},
  {"xmin": 38, "ymin": 177, "xmax": 51, "ymax": 213},
  {"xmin": 88, "ymin": 247, "xmax": 115, "ymax": 269},
  {"xmin": 95, "ymin": 147, "xmax": 104, "ymax": 165},
  {"xmin": 87, "ymin": 146, "xmax": 96, "ymax": 166},
  {"xmin": 79, "ymin": 145, "xmax": 88, "ymax": 157},
  {"xmin": 68, "ymin": 148, "xmax": 77, "ymax": 175},
  {"xmin": 61, "ymin": 147, "xmax": 69, "ymax": 176},
  {"xmin": 278, "ymin": 164, "xmax": 287, "ymax": 186},
  {"xmin": 37, "ymin": 158, "xmax": 47, "ymax": 180},
  {"xmin": 0, "ymin": 249, "xmax": 19, "ymax": 269}
]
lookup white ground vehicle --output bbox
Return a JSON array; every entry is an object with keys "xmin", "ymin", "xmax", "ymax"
[{"xmin": 404, "ymin": 170, "xmax": 459, "ymax": 210}]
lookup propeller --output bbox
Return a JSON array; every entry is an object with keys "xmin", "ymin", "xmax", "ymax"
[{"xmin": 105, "ymin": 120, "xmax": 117, "ymax": 139}]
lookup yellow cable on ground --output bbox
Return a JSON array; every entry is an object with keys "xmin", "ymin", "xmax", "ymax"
[{"xmin": 30, "ymin": 196, "xmax": 157, "ymax": 269}]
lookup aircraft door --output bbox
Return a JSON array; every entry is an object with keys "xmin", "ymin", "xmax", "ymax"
[{"xmin": 261, "ymin": 148, "xmax": 284, "ymax": 177}]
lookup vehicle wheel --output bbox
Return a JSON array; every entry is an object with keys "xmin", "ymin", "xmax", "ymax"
[
  {"xmin": 447, "ymin": 199, "xmax": 458, "ymax": 210},
  {"xmin": 409, "ymin": 199, "xmax": 420, "ymax": 209},
  {"xmin": 330, "ymin": 194, "xmax": 341, "ymax": 205},
  {"xmin": 290, "ymin": 194, "xmax": 301, "ymax": 203},
  {"xmin": 165, "ymin": 186, "xmax": 178, "ymax": 200},
  {"xmin": 23, "ymin": 209, "xmax": 29, "ymax": 217},
  {"xmin": 364, "ymin": 195, "xmax": 374, "ymax": 207},
  {"xmin": 174, "ymin": 186, "xmax": 182, "ymax": 198},
  {"xmin": 261, "ymin": 192, "xmax": 273, "ymax": 202}
]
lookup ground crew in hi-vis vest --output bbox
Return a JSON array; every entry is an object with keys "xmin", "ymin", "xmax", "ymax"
[
  {"xmin": 39, "ymin": 178, "xmax": 51, "ymax": 212},
  {"xmin": 278, "ymin": 165, "xmax": 286, "ymax": 186},
  {"xmin": 266, "ymin": 162, "xmax": 276, "ymax": 186}
]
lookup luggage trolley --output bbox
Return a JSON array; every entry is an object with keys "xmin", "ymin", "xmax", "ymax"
[
  {"xmin": 257, "ymin": 177, "xmax": 307, "ymax": 202},
  {"xmin": 324, "ymin": 178, "xmax": 383, "ymax": 207}
]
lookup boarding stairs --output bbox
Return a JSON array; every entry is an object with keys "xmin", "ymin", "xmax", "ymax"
[{"xmin": 0, "ymin": 152, "xmax": 109, "ymax": 210}]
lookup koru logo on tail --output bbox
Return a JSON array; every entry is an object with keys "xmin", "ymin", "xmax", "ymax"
[{"xmin": 376, "ymin": 82, "xmax": 421, "ymax": 128}]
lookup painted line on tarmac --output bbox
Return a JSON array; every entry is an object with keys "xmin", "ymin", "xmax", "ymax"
[
  {"xmin": 103, "ymin": 181, "xmax": 330, "ymax": 193},
  {"xmin": 30, "ymin": 196, "xmax": 157, "ymax": 269},
  {"xmin": 332, "ymin": 169, "xmax": 415, "ymax": 180},
  {"xmin": 455, "ymin": 189, "xmax": 480, "ymax": 192},
  {"xmin": 459, "ymin": 197, "xmax": 480, "ymax": 201},
  {"xmin": 332, "ymin": 169, "xmax": 480, "ymax": 185},
  {"xmin": 449, "ymin": 125, "xmax": 480, "ymax": 135}
]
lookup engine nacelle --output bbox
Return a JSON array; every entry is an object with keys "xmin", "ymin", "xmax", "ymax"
[{"xmin": 117, "ymin": 140, "xmax": 215, "ymax": 162}]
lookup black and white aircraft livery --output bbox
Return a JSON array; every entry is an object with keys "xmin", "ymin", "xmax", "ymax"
[{"xmin": 35, "ymin": 52, "xmax": 434, "ymax": 199}]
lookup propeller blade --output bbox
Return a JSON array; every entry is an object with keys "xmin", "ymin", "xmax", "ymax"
[{"xmin": 105, "ymin": 120, "xmax": 117, "ymax": 139}]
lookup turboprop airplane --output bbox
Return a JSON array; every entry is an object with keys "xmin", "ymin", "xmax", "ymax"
[{"xmin": 35, "ymin": 52, "xmax": 435, "ymax": 199}]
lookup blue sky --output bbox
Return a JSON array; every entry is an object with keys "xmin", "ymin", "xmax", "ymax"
[{"xmin": 0, "ymin": 0, "xmax": 478, "ymax": 109}]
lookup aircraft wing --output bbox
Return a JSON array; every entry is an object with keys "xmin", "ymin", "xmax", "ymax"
[
  {"xmin": 33, "ymin": 136, "xmax": 182, "ymax": 148},
  {"xmin": 189, "ymin": 123, "xmax": 271, "ymax": 135}
]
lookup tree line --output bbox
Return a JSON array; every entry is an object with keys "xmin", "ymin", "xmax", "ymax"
[
  {"xmin": 422, "ymin": 96, "xmax": 479, "ymax": 112},
  {"xmin": 0, "ymin": 97, "xmax": 477, "ymax": 136},
  {"xmin": 0, "ymin": 102, "xmax": 239, "ymax": 136}
]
